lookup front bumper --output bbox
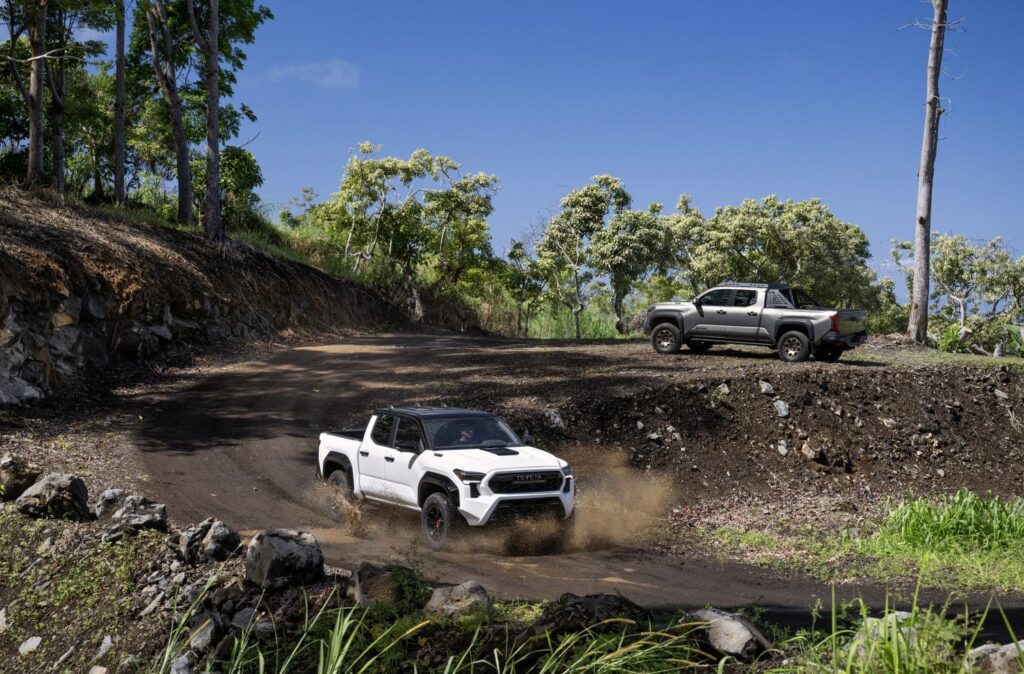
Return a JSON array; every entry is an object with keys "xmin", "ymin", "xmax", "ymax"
[{"xmin": 458, "ymin": 477, "xmax": 576, "ymax": 526}]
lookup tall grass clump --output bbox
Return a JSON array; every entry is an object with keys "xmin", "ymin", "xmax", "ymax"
[
  {"xmin": 850, "ymin": 490, "xmax": 1024, "ymax": 590},
  {"xmin": 768, "ymin": 589, "xmax": 1015, "ymax": 674},
  {"xmin": 875, "ymin": 490, "xmax": 1024, "ymax": 553}
]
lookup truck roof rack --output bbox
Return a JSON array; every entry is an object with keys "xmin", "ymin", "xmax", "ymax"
[{"xmin": 720, "ymin": 281, "xmax": 790, "ymax": 289}]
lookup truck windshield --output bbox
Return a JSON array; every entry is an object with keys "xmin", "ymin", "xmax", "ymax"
[{"xmin": 424, "ymin": 417, "xmax": 521, "ymax": 450}]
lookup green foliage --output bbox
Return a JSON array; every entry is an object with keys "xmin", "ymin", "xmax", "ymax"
[
  {"xmin": 873, "ymin": 490, "xmax": 1024, "ymax": 554},
  {"xmin": 938, "ymin": 323, "xmax": 970, "ymax": 354},
  {"xmin": 894, "ymin": 234, "xmax": 1024, "ymax": 355},
  {"xmin": 773, "ymin": 596, "xmax": 976, "ymax": 674},
  {"xmin": 691, "ymin": 196, "xmax": 879, "ymax": 308}
]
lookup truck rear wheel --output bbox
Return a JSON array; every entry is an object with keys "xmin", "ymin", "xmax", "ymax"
[
  {"xmin": 651, "ymin": 323, "xmax": 682, "ymax": 354},
  {"xmin": 421, "ymin": 492, "xmax": 461, "ymax": 550},
  {"xmin": 777, "ymin": 331, "xmax": 811, "ymax": 363},
  {"xmin": 326, "ymin": 468, "xmax": 355, "ymax": 518}
]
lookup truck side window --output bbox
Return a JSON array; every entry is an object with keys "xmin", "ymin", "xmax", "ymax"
[
  {"xmin": 394, "ymin": 418, "xmax": 425, "ymax": 452},
  {"xmin": 371, "ymin": 415, "xmax": 396, "ymax": 446},
  {"xmin": 699, "ymin": 289, "xmax": 733, "ymax": 306},
  {"xmin": 733, "ymin": 290, "xmax": 758, "ymax": 307}
]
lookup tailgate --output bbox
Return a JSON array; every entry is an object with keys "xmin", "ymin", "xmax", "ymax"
[{"xmin": 835, "ymin": 310, "xmax": 867, "ymax": 336}]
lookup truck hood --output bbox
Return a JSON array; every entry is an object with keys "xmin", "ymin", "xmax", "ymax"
[{"xmin": 429, "ymin": 444, "xmax": 566, "ymax": 473}]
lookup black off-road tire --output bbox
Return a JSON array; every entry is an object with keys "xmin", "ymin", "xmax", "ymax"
[
  {"xmin": 421, "ymin": 492, "xmax": 461, "ymax": 550},
  {"xmin": 777, "ymin": 331, "xmax": 811, "ymax": 363},
  {"xmin": 686, "ymin": 340, "xmax": 713, "ymax": 354},
  {"xmin": 814, "ymin": 346, "xmax": 843, "ymax": 362},
  {"xmin": 326, "ymin": 468, "xmax": 355, "ymax": 517},
  {"xmin": 651, "ymin": 323, "xmax": 682, "ymax": 354}
]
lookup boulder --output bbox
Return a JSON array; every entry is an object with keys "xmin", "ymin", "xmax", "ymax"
[
  {"xmin": 244, "ymin": 529, "xmax": 324, "ymax": 589},
  {"xmin": 16, "ymin": 473, "xmax": 91, "ymax": 521},
  {"xmin": 0, "ymin": 374, "xmax": 43, "ymax": 406},
  {"xmin": 188, "ymin": 610, "xmax": 224, "ymax": 652},
  {"xmin": 424, "ymin": 580, "xmax": 490, "ymax": 618},
  {"xmin": 521, "ymin": 593, "xmax": 648, "ymax": 641},
  {"xmin": 94, "ymin": 489, "xmax": 126, "ymax": 519},
  {"xmin": 0, "ymin": 452, "xmax": 40, "ymax": 500},
  {"xmin": 350, "ymin": 562, "xmax": 401, "ymax": 607},
  {"xmin": 170, "ymin": 652, "xmax": 196, "ymax": 674},
  {"xmin": 685, "ymin": 608, "xmax": 771, "ymax": 660},
  {"xmin": 114, "ymin": 495, "xmax": 167, "ymax": 531},
  {"xmin": 965, "ymin": 641, "xmax": 1024, "ymax": 673},
  {"xmin": 544, "ymin": 408, "xmax": 566, "ymax": 430},
  {"xmin": 175, "ymin": 518, "xmax": 241, "ymax": 564}
]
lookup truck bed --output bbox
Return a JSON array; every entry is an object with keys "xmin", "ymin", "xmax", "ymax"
[{"xmin": 323, "ymin": 427, "xmax": 365, "ymax": 441}]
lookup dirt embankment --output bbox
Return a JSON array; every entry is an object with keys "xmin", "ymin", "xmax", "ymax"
[{"xmin": 0, "ymin": 190, "xmax": 465, "ymax": 404}]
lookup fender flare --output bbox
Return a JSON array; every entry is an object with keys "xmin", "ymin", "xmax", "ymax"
[
  {"xmin": 646, "ymin": 312, "xmax": 685, "ymax": 335},
  {"xmin": 418, "ymin": 472, "xmax": 461, "ymax": 508},
  {"xmin": 321, "ymin": 451, "xmax": 352, "ymax": 480},
  {"xmin": 775, "ymin": 319, "xmax": 816, "ymax": 344}
]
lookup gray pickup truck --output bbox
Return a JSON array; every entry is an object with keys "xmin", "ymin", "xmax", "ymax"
[{"xmin": 643, "ymin": 282, "xmax": 867, "ymax": 362}]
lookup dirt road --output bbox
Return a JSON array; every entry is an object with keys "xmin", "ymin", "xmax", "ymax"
[{"xmin": 132, "ymin": 334, "xmax": 1020, "ymax": 627}]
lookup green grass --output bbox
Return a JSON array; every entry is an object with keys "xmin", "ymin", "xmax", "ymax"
[{"xmin": 709, "ymin": 491, "xmax": 1024, "ymax": 592}]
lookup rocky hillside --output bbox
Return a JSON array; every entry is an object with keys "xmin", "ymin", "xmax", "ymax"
[{"xmin": 0, "ymin": 190, "xmax": 434, "ymax": 404}]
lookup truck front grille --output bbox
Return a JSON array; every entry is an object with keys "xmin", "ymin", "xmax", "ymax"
[
  {"xmin": 490, "ymin": 497, "xmax": 566, "ymax": 521},
  {"xmin": 488, "ymin": 471, "xmax": 563, "ymax": 494}
]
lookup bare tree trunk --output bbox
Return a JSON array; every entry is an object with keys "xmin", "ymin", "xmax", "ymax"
[
  {"xmin": 572, "ymin": 306, "xmax": 582, "ymax": 340},
  {"xmin": 907, "ymin": 0, "xmax": 949, "ymax": 344},
  {"xmin": 24, "ymin": 0, "xmax": 45, "ymax": 186},
  {"xmin": 146, "ymin": 0, "xmax": 193, "ymax": 225},
  {"xmin": 113, "ymin": 0, "xmax": 126, "ymax": 204},
  {"xmin": 187, "ymin": 0, "xmax": 222, "ymax": 244},
  {"xmin": 46, "ymin": 7, "xmax": 66, "ymax": 193}
]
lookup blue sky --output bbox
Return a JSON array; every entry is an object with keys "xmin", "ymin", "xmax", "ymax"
[{"xmin": 204, "ymin": 2, "xmax": 1023, "ymax": 275}]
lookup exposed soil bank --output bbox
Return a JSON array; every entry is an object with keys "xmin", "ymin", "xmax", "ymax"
[{"xmin": 0, "ymin": 190, "xmax": 462, "ymax": 405}]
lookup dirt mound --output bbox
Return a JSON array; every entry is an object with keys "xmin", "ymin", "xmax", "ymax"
[
  {"xmin": 0, "ymin": 190, "xmax": 456, "ymax": 403},
  {"xmin": 448, "ymin": 350, "xmax": 1022, "ymax": 506}
]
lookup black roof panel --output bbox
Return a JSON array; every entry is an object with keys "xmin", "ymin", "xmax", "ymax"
[{"xmin": 373, "ymin": 406, "xmax": 497, "ymax": 420}]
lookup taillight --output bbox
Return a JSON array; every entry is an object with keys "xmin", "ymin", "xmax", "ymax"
[{"xmin": 830, "ymin": 314, "xmax": 840, "ymax": 333}]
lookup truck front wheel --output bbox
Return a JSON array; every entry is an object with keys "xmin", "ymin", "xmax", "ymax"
[
  {"xmin": 651, "ymin": 324, "xmax": 682, "ymax": 354},
  {"xmin": 421, "ymin": 492, "xmax": 461, "ymax": 550},
  {"xmin": 777, "ymin": 331, "xmax": 811, "ymax": 363}
]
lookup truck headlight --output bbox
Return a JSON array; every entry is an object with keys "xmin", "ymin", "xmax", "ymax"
[
  {"xmin": 454, "ymin": 469, "xmax": 485, "ymax": 484},
  {"xmin": 561, "ymin": 465, "xmax": 573, "ymax": 478}
]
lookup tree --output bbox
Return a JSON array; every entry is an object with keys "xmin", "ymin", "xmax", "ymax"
[
  {"xmin": 142, "ymin": 0, "xmax": 192, "ymax": 224},
  {"xmin": 687, "ymin": 196, "xmax": 879, "ymax": 309},
  {"xmin": 45, "ymin": 1, "xmax": 111, "ymax": 193},
  {"xmin": 186, "ymin": 0, "xmax": 222, "ymax": 244},
  {"xmin": 113, "ymin": 0, "xmax": 125, "ymax": 204},
  {"xmin": 591, "ymin": 202, "xmax": 683, "ymax": 332},
  {"xmin": 2, "ymin": 0, "xmax": 47, "ymax": 185},
  {"xmin": 503, "ymin": 239, "xmax": 546, "ymax": 337},
  {"xmin": 537, "ymin": 175, "xmax": 631, "ymax": 339},
  {"xmin": 424, "ymin": 171, "xmax": 499, "ymax": 286},
  {"xmin": 906, "ymin": 0, "xmax": 952, "ymax": 343},
  {"xmin": 894, "ymin": 234, "xmax": 1023, "ymax": 354}
]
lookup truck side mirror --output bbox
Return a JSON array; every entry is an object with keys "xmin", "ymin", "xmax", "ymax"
[{"xmin": 521, "ymin": 430, "xmax": 534, "ymax": 445}]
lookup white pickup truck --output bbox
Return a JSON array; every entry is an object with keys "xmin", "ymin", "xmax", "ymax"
[{"xmin": 317, "ymin": 407, "xmax": 575, "ymax": 549}]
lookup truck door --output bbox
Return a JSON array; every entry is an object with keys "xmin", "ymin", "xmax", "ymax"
[
  {"xmin": 729, "ymin": 289, "xmax": 766, "ymax": 340},
  {"xmin": 359, "ymin": 414, "xmax": 395, "ymax": 498},
  {"xmin": 387, "ymin": 417, "xmax": 426, "ymax": 506},
  {"xmin": 689, "ymin": 288, "xmax": 734, "ymax": 338}
]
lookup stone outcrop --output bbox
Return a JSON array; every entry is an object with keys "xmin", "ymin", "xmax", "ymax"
[
  {"xmin": 15, "ymin": 473, "xmax": 91, "ymax": 521},
  {"xmin": 244, "ymin": 529, "xmax": 324, "ymax": 589}
]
